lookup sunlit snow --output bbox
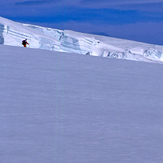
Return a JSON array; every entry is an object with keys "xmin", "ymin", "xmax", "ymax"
[
  {"xmin": 1, "ymin": 16, "xmax": 163, "ymax": 163},
  {"xmin": 0, "ymin": 16, "xmax": 163, "ymax": 63}
]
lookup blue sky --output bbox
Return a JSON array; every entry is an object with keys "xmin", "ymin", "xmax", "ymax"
[{"xmin": 0, "ymin": 0, "xmax": 163, "ymax": 45}]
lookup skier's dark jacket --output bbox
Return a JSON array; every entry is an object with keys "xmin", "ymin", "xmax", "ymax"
[{"xmin": 22, "ymin": 40, "xmax": 27, "ymax": 46}]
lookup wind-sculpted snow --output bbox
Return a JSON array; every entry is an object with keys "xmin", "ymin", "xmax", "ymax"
[{"xmin": 0, "ymin": 16, "xmax": 163, "ymax": 63}]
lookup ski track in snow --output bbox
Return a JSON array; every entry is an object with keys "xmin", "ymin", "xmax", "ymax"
[{"xmin": 0, "ymin": 16, "xmax": 163, "ymax": 64}]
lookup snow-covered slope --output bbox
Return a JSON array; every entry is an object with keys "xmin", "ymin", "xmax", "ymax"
[
  {"xmin": 1, "ymin": 44, "xmax": 163, "ymax": 163},
  {"xmin": 0, "ymin": 16, "xmax": 163, "ymax": 63}
]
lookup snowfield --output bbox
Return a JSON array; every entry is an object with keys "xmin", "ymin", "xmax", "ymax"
[
  {"xmin": 1, "ymin": 16, "xmax": 163, "ymax": 163},
  {"xmin": 1, "ymin": 16, "xmax": 163, "ymax": 63},
  {"xmin": 0, "ymin": 44, "xmax": 163, "ymax": 163}
]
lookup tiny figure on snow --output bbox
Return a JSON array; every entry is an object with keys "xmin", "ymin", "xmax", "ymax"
[{"xmin": 22, "ymin": 39, "xmax": 29, "ymax": 47}]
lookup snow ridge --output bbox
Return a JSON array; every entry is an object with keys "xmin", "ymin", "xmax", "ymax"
[{"xmin": 0, "ymin": 16, "xmax": 163, "ymax": 63}]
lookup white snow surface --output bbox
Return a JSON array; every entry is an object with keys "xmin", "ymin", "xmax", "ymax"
[
  {"xmin": 0, "ymin": 44, "xmax": 163, "ymax": 163},
  {"xmin": 1, "ymin": 16, "xmax": 163, "ymax": 63}
]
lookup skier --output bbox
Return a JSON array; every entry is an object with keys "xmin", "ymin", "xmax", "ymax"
[{"xmin": 22, "ymin": 39, "xmax": 29, "ymax": 47}]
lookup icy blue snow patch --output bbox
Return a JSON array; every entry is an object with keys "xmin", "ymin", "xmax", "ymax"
[{"xmin": 0, "ymin": 23, "xmax": 4, "ymax": 44}]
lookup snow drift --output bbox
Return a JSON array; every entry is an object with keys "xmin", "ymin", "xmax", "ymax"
[{"xmin": 0, "ymin": 16, "xmax": 163, "ymax": 63}]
